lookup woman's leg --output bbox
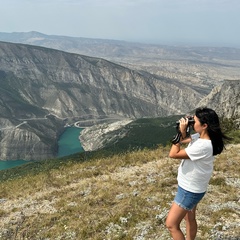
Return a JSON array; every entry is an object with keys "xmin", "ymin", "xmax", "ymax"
[
  {"xmin": 184, "ymin": 205, "xmax": 197, "ymax": 240},
  {"xmin": 166, "ymin": 202, "xmax": 188, "ymax": 240}
]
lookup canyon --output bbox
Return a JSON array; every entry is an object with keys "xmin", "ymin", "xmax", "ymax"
[{"xmin": 0, "ymin": 32, "xmax": 239, "ymax": 160}]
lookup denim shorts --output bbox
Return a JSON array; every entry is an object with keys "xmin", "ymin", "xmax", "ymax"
[{"xmin": 174, "ymin": 185, "xmax": 205, "ymax": 211}]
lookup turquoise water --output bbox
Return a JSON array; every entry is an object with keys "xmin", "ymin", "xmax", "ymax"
[
  {"xmin": 0, "ymin": 160, "xmax": 28, "ymax": 171},
  {"xmin": 0, "ymin": 127, "xmax": 84, "ymax": 171},
  {"xmin": 57, "ymin": 127, "xmax": 84, "ymax": 157}
]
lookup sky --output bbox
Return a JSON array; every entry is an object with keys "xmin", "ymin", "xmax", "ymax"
[{"xmin": 0, "ymin": 0, "xmax": 240, "ymax": 47}]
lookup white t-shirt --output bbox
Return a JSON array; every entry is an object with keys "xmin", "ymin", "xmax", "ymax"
[{"xmin": 177, "ymin": 133, "xmax": 214, "ymax": 193}]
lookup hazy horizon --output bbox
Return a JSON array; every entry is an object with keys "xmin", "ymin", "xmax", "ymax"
[{"xmin": 1, "ymin": 0, "xmax": 240, "ymax": 48}]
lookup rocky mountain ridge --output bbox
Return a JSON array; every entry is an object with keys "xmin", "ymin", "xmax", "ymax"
[
  {"xmin": 197, "ymin": 80, "xmax": 240, "ymax": 122},
  {"xmin": 199, "ymin": 79, "xmax": 240, "ymax": 136},
  {"xmin": 79, "ymin": 80, "xmax": 240, "ymax": 152},
  {"xmin": 0, "ymin": 41, "xmax": 203, "ymax": 160},
  {"xmin": 0, "ymin": 35, "xmax": 239, "ymax": 160},
  {"xmin": 1, "ymin": 31, "xmax": 240, "ymax": 91}
]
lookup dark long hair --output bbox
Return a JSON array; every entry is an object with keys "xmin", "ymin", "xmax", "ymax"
[{"xmin": 195, "ymin": 107, "xmax": 230, "ymax": 156}]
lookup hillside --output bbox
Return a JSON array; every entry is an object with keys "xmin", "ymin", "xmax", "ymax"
[
  {"xmin": 79, "ymin": 116, "xmax": 182, "ymax": 152},
  {"xmin": 1, "ymin": 34, "xmax": 240, "ymax": 161},
  {"xmin": 197, "ymin": 80, "xmax": 240, "ymax": 126},
  {"xmin": 1, "ymin": 31, "xmax": 240, "ymax": 92},
  {"xmin": 79, "ymin": 84, "xmax": 240, "ymax": 153},
  {"xmin": 0, "ymin": 144, "xmax": 239, "ymax": 239},
  {"xmin": 0, "ymin": 41, "xmax": 203, "ymax": 160}
]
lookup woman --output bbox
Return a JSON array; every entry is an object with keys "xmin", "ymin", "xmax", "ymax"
[{"xmin": 166, "ymin": 107, "xmax": 230, "ymax": 240}]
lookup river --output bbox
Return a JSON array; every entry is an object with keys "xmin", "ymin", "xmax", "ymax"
[
  {"xmin": 57, "ymin": 127, "xmax": 84, "ymax": 157},
  {"xmin": 0, "ymin": 127, "xmax": 84, "ymax": 171}
]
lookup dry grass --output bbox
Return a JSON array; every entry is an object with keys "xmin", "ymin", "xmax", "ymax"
[{"xmin": 0, "ymin": 145, "xmax": 239, "ymax": 240}]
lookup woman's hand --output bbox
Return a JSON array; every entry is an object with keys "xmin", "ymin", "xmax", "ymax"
[
  {"xmin": 169, "ymin": 117, "xmax": 191, "ymax": 159},
  {"xmin": 179, "ymin": 117, "xmax": 189, "ymax": 139}
]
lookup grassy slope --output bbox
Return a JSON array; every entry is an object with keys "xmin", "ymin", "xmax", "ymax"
[
  {"xmin": 0, "ymin": 144, "xmax": 239, "ymax": 239},
  {"xmin": 0, "ymin": 117, "xmax": 239, "ymax": 239}
]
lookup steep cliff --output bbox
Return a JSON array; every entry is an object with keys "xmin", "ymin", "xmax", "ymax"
[
  {"xmin": 0, "ymin": 41, "xmax": 202, "ymax": 118},
  {"xmin": 80, "ymin": 80, "xmax": 240, "ymax": 152},
  {"xmin": 1, "ymin": 31, "xmax": 240, "ymax": 93},
  {"xmin": 0, "ymin": 41, "xmax": 203, "ymax": 160},
  {"xmin": 197, "ymin": 80, "xmax": 240, "ymax": 121}
]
